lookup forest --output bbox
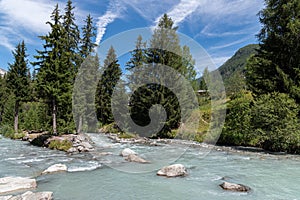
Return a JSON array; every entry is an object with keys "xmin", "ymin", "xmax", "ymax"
[{"xmin": 0, "ymin": 0, "xmax": 300, "ymax": 154}]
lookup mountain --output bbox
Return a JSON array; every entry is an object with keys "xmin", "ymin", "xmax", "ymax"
[
  {"xmin": 217, "ymin": 44, "xmax": 259, "ymax": 95},
  {"xmin": 0, "ymin": 68, "xmax": 6, "ymax": 77},
  {"xmin": 219, "ymin": 44, "xmax": 259, "ymax": 82}
]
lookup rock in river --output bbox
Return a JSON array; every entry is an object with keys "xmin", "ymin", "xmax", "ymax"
[
  {"xmin": 0, "ymin": 177, "xmax": 37, "ymax": 195},
  {"xmin": 42, "ymin": 164, "xmax": 67, "ymax": 174},
  {"xmin": 219, "ymin": 181, "xmax": 251, "ymax": 192},
  {"xmin": 0, "ymin": 191, "xmax": 53, "ymax": 200},
  {"xmin": 120, "ymin": 148, "xmax": 137, "ymax": 157},
  {"xmin": 157, "ymin": 164, "xmax": 187, "ymax": 177},
  {"xmin": 125, "ymin": 154, "xmax": 149, "ymax": 163}
]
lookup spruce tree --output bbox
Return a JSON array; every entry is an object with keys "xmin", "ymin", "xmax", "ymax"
[
  {"xmin": 0, "ymin": 74, "xmax": 9, "ymax": 125},
  {"xmin": 63, "ymin": 0, "xmax": 80, "ymax": 78},
  {"xmin": 80, "ymin": 14, "xmax": 97, "ymax": 59},
  {"xmin": 34, "ymin": 4, "xmax": 74, "ymax": 134},
  {"xmin": 73, "ymin": 14, "xmax": 97, "ymax": 133},
  {"xmin": 73, "ymin": 55, "xmax": 99, "ymax": 133},
  {"xmin": 96, "ymin": 46, "xmax": 122, "ymax": 125},
  {"xmin": 127, "ymin": 14, "xmax": 197, "ymax": 137},
  {"xmin": 6, "ymin": 41, "xmax": 30, "ymax": 133},
  {"xmin": 246, "ymin": 0, "xmax": 300, "ymax": 101}
]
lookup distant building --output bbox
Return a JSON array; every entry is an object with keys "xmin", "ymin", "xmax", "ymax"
[{"xmin": 197, "ymin": 90, "xmax": 208, "ymax": 94}]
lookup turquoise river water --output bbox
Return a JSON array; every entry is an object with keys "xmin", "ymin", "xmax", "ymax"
[{"xmin": 0, "ymin": 134, "xmax": 300, "ymax": 200}]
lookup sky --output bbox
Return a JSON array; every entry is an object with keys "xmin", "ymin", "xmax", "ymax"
[{"xmin": 0, "ymin": 0, "xmax": 265, "ymax": 75}]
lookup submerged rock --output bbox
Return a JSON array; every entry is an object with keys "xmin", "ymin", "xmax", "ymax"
[
  {"xmin": 157, "ymin": 164, "xmax": 187, "ymax": 177},
  {"xmin": 120, "ymin": 148, "xmax": 137, "ymax": 157},
  {"xmin": 42, "ymin": 164, "xmax": 67, "ymax": 174},
  {"xmin": 0, "ymin": 191, "xmax": 53, "ymax": 200},
  {"xmin": 0, "ymin": 177, "xmax": 37, "ymax": 194},
  {"xmin": 125, "ymin": 154, "xmax": 150, "ymax": 163},
  {"xmin": 219, "ymin": 181, "xmax": 251, "ymax": 192}
]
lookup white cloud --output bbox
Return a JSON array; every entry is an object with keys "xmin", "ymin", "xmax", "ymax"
[
  {"xmin": 0, "ymin": 0, "xmax": 54, "ymax": 33},
  {"xmin": 210, "ymin": 36, "xmax": 252, "ymax": 50},
  {"xmin": 155, "ymin": 0, "xmax": 204, "ymax": 27},
  {"xmin": 120, "ymin": 0, "xmax": 175, "ymax": 21},
  {"xmin": 212, "ymin": 56, "xmax": 231, "ymax": 67},
  {"xmin": 0, "ymin": 0, "xmax": 88, "ymax": 50},
  {"xmin": 95, "ymin": 0, "xmax": 125, "ymax": 45}
]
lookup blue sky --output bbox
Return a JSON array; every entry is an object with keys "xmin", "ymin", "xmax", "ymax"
[{"xmin": 0, "ymin": 0, "xmax": 265, "ymax": 74}]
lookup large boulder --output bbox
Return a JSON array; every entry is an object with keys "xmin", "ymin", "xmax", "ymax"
[
  {"xmin": 157, "ymin": 164, "xmax": 187, "ymax": 177},
  {"xmin": 125, "ymin": 154, "xmax": 149, "ymax": 163},
  {"xmin": 0, "ymin": 177, "xmax": 37, "ymax": 194},
  {"xmin": 0, "ymin": 196, "xmax": 12, "ymax": 200},
  {"xmin": 120, "ymin": 148, "xmax": 137, "ymax": 157},
  {"xmin": 42, "ymin": 164, "xmax": 67, "ymax": 174},
  {"xmin": 0, "ymin": 191, "xmax": 53, "ymax": 200},
  {"xmin": 220, "ymin": 181, "xmax": 251, "ymax": 192}
]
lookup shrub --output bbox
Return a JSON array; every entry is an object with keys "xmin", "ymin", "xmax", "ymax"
[
  {"xmin": 218, "ymin": 91, "xmax": 255, "ymax": 146},
  {"xmin": 0, "ymin": 124, "xmax": 15, "ymax": 138},
  {"xmin": 251, "ymin": 92, "xmax": 300, "ymax": 153},
  {"xmin": 48, "ymin": 140, "xmax": 72, "ymax": 152}
]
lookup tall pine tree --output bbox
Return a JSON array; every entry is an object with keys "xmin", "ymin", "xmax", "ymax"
[
  {"xmin": 96, "ymin": 46, "xmax": 122, "ymax": 125},
  {"xmin": 246, "ymin": 0, "xmax": 300, "ymax": 101},
  {"xmin": 73, "ymin": 14, "xmax": 97, "ymax": 133},
  {"xmin": 6, "ymin": 41, "xmax": 30, "ymax": 133},
  {"xmin": 34, "ymin": 4, "xmax": 74, "ymax": 134},
  {"xmin": 127, "ymin": 14, "xmax": 197, "ymax": 137}
]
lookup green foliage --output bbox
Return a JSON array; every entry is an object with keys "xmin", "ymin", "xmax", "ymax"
[
  {"xmin": 0, "ymin": 124, "xmax": 15, "ymax": 138},
  {"xmin": 219, "ymin": 91, "xmax": 255, "ymax": 146},
  {"xmin": 251, "ymin": 92, "xmax": 300, "ymax": 153},
  {"xmin": 246, "ymin": 0, "xmax": 300, "ymax": 102},
  {"xmin": 0, "ymin": 75, "xmax": 9, "ymax": 124},
  {"xmin": 34, "ymin": 4, "xmax": 75, "ymax": 134},
  {"xmin": 219, "ymin": 44, "xmax": 259, "ymax": 81},
  {"xmin": 100, "ymin": 122, "xmax": 122, "ymax": 133},
  {"xmin": 216, "ymin": 44, "xmax": 259, "ymax": 96},
  {"xmin": 6, "ymin": 41, "xmax": 30, "ymax": 133},
  {"xmin": 96, "ymin": 46, "xmax": 122, "ymax": 125},
  {"xmin": 48, "ymin": 139, "xmax": 72, "ymax": 151},
  {"xmin": 126, "ymin": 14, "xmax": 198, "ymax": 138},
  {"xmin": 20, "ymin": 102, "xmax": 49, "ymax": 131},
  {"xmin": 73, "ymin": 55, "xmax": 99, "ymax": 133},
  {"xmin": 118, "ymin": 132, "xmax": 136, "ymax": 139}
]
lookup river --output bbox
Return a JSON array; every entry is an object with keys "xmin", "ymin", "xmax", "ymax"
[{"xmin": 0, "ymin": 134, "xmax": 300, "ymax": 200}]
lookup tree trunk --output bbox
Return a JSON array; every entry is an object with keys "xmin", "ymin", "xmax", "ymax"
[
  {"xmin": 52, "ymin": 99, "xmax": 57, "ymax": 134},
  {"xmin": 14, "ymin": 101, "xmax": 19, "ymax": 133},
  {"xmin": 78, "ymin": 115, "xmax": 83, "ymax": 134}
]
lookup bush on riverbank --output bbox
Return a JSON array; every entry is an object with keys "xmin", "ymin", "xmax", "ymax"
[
  {"xmin": 0, "ymin": 124, "xmax": 25, "ymax": 139},
  {"xmin": 48, "ymin": 140, "xmax": 73, "ymax": 152},
  {"xmin": 251, "ymin": 93, "xmax": 300, "ymax": 153}
]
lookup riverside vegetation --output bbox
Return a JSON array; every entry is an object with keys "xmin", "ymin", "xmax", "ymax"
[{"xmin": 0, "ymin": 0, "xmax": 300, "ymax": 155}]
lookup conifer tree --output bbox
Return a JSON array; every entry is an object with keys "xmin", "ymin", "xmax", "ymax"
[
  {"xmin": 80, "ymin": 14, "xmax": 97, "ymax": 59},
  {"xmin": 6, "ymin": 41, "xmax": 30, "ymax": 133},
  {"xmin": 34, "ymin": 4, "xmax": 74, "ymax": 134},
  {"xmin": 73, "ymin": 14, "xmax": 97, "ymax": 133},
  {"xmin": 127, "ymin": 14, "xmax": 197, "ymax": 137},
  {"xmin": 63, "ymin": 0, "xmax": 80, "ymax": 78},
  {"xmin": 246, "ymin": 0, "xmax": 300, "ymax": 102},
  {"xmin": 0, "ymin": 74, "xmax": 9, "ymax": 124},
  {"xmin": 96, "ymin": 46, "xmax": 122, "ymax": 125}
]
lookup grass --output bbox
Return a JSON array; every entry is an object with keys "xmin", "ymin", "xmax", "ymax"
[
  {"xmin": 0, "ymin": 124, "xmax": 25, "ymax": 139},
  {"xmin": 48, "ymin": 140, "xmax": 73, "ymax": 152}
]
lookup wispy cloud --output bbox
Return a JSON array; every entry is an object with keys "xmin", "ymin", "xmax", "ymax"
[
  {"xmin": 212, "ymin": 56, "xmax": 231, "ymax": 67},
  {"xmin": 155, "ymin": 0, "xmax": 204, "ymax": 27},
  {"xmin": 210, "ymin": 36, "xmax": 252, "ymax": 50},
  {"xmin": 0, "ymin": 0, "xmax": 88, "ymax": 50},
  {"xmin": 95, "ymin": 0, "xmax": 125, "ymax": 45},
  {"xmin": 120, "ymin": 0, "xmax": 175, "ymax": 22}
]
